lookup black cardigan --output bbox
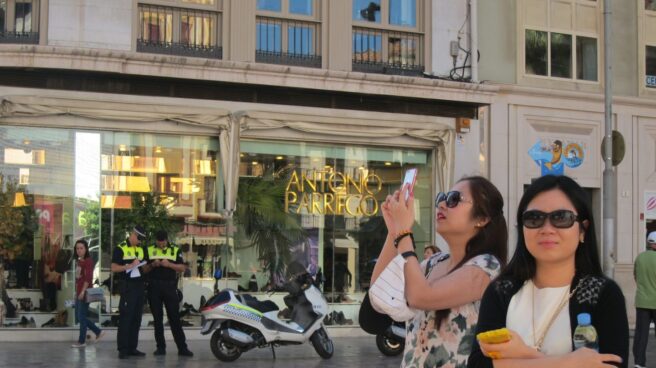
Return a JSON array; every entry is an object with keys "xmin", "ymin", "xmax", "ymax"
[{"xmin": 467, "ymin": 274, "xmax": 629, "ymax": 368}]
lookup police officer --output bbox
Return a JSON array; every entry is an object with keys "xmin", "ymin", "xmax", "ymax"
[
  {"xmin": 110, "ymin": 225, "xmax": 148, "ymax": 359},
  {"xmin": 147, "ymin": 230, "xmax": 193, "ymax": 357}
]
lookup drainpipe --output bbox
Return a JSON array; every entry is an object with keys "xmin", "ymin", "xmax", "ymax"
[{"xmin": 469, "ymin": 0, "xmax": 478, "ymax": 82}]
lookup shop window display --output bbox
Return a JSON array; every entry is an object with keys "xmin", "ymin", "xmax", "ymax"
[
  {"xmin": 234, "ymin": 140, "xmax": 433, "ymax": 325},
  {"xmin": 0, "ymin": 125, "xmax": 221, "ymax": 329}
]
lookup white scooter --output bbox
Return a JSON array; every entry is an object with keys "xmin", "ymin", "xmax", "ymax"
[{"xmin": 200, "ymin": 270, "xmax": 334, "ymax": 361}]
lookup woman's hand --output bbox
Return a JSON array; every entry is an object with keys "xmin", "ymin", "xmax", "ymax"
[
  {"xmin": 381, "ymin": 194, "xmax": 398, "ymax": 236},
  {"xmin": 479, "ymin": 329, "xmax": 543, "ymax": 360},
  {"xmin": 564, "ymin": 348, "xmax": 623, "ymax": 368},
  {"xmin": 77, "ymin": 292, "xmax": 85, "ymax": 301},
  {"xmin": 386, "ymin": 185, "xmax": 415, "ymax": 233}
]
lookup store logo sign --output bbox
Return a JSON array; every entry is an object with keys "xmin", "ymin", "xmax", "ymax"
[
  {"xmin": 285, "ymin": 170, "xmax": 382, "ymax": 216},
  {"xmin": 528, "ymin": 139, "xmax": 586, "ymax": 176}
]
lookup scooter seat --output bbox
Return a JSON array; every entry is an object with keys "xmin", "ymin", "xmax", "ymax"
[{"xmin": 240, "ymin": 294, "xmax": 279, "ymax": 313}]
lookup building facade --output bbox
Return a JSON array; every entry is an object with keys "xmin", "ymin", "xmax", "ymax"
[
  {"xmin": 0, "ymin": 0, "xmax": 495, "ymax": 335},
  {"xmin": 0, "ymin": 0, "xmax": 652, "ymax": 338},
  {"xmin": 474, "ymin": 0, "xmax": 656, "ymax": 325}
]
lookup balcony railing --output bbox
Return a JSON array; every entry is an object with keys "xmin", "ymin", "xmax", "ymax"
[
  {"xmin": 137, "ymin": 4, "xmax": 222, "ymax": 59},
  {"xmin": 0, "ymin": 31, "xmax": 39, "ymax": 44},
  {"xmin": 137, "ymin": 40, "xmax": 222, "ymax": 59},
  {"xmin": 352, "ymin": 27, "xmax": 424, "ymax": 77},
  {"xmin": 255, "ymin": 16, "xmax": 322, "ymax": 68}
]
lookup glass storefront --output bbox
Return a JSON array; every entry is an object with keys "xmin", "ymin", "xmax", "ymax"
[
  {"xmin": 0, "ymin": 125, "xmax": 220, "ymax": 328},
  {"xmin": 0, "ymin": 125, "xmax": 435, "ymax": 328},
  {"xmin": 234, "ymin": 140, "xmax": 433, "ymax": 324}
]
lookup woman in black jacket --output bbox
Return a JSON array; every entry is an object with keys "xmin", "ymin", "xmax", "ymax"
[{"xmin": 468, "ymin": 175, "xmax": 628, "ymax": 368}]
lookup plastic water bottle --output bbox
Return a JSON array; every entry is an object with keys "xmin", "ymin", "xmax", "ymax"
[{"xmin": 573, "ymin": 313, "xmax": 598, "ymax": 351}]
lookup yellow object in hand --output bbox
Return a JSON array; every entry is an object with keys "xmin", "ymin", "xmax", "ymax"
[
  {"xmin": 487, "ymin": 351, "xmax": 502, "ymax": 360},
  {"xmin": 476, "ymin": 328, "xmax": 512, "ymax": 344}
]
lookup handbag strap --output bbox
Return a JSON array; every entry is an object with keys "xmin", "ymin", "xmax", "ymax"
[{"xmin": 532, "ymin": 281, "xmax": 580, "ymax": 351}]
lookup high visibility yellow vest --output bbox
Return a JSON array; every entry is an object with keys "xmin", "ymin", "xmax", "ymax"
[
  {"xmin": 147, "ymin": 245, "xmax": 179, "ymax": 261},
  {"xmin": 118, "ymin": 241, "xmax": 145, "ymax": 261}
]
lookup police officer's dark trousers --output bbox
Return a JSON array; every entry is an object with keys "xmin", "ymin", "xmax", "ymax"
[
  {"xmin": 117, "ymin": 279, "xmax": 145, "ymax": 354},
  {"xmin": 148, "ymin": 279, "xmax": 187, "ymax": 351}
]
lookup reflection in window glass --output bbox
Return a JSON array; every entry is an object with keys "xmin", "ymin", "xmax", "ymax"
[
  {"xmin": 288, "ymin": 26, "xmax": 314, "ymax": 55},
  {"xmin": 139, "ymin": 9, "xmax": 173, "ymax": 44},
  {"xmin": 181, "ymin": 14, "xmax": 215, "ymax": 47},
  {"xmin": 256, "ymin": 22, "xmax": 282, "ymax": 53},
  {"xmin": 525, "ymin": 30, "xmax": 547, "ymax": 76},
  {"xmin": 647, "ymin": 0, "xmax": 656, "ymax": 11},
  {"xmin": 551, "ymin": 33, "xmax": 572, "ymax": 78},
  {"xmin": 353, "ymin": 0, "xmax": 380, "ymax": 23},
  {"xmin": 389, "ymin": 0, "xmax": 416, "ymax": 27},
  {"xmin": 576, "ymin": 36, "xmax": 597, "ymax": 81},
  {"xmin": 257, "ymin": 0, "xmax": 281, "ymax": 12},
  {"xmin": 0, "ymin": 1, "xmax": 6, "ymax": 32},
  {"xmin": 15, "ymin": 1, "xmax": 32, "ymax": 33},
  {"xmin": 290, "ymin": 0, "xmax": 312, "ymax": 15},
  {"xmin": 236, "ymin": 140, "xmax": 433, "ymax": 313},
  {"xmin": 388, "ymin": 37, "xmax": 417, "ymax": 66},
  {"xmin": 0, "ymin": 125, "xmax": 221, "ymax": 327},
  {"xmin": 647, "ymin": 46, "xmax": 656, "ymax": 88},
  {"xmin": 353, "ymin": 31, "xmax": 382, "ymax": 63}
]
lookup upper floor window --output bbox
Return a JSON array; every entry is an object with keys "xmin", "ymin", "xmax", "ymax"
[
  {"xmin": 0, "ymin": 0, "xmax": 40, "ymax": 44},
  {"xmin": 258, "ymin": 0, "xmax": 315, "ymax": 16},
  {"xmin": 647, "ymin": 46, "xmax": 656, "ymax": 88},
  {"xmin": 352, "ymin": 0, "xmax": 423, "ymax": 76},
  {"xmin": 521, "ymin": 0, "xmax": 599, "ymax": 82},
  {"xmin": 647, "ymin": 0, "xmax": 656, "ymax": 11},
  {"xmin": 255, "ymin": 0, "xmax": 321, "ymax": 68},
  {"xmin": 258, "ymin": 0, "xmax": 282, "ymax": 12},
  {"xmin": 137, "ymin": 2, "xmax": 222, "ymax": 59}
]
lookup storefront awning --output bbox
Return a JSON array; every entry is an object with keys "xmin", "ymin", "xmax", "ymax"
[{"xmin": 0, "ymin": 95, "xmax": 232, "ymax": 132}]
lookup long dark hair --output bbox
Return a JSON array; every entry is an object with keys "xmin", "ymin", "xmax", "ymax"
[
  {"xmin": 75, "ymin": 239, "xmax": 90, "ymax": 259},
  {"xmin": 435, "ymin": 176, "xmax": 508, "ymax": 327},
  {"xmin": 498, "ymin": 175, "xmax": 603, "ymax": 283}
]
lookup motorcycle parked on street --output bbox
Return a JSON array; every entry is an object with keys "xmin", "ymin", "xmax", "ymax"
[
  {"xmin": 200, "ymin": 269, "xmax": 334, "ymax": 361},
  {"xmin": 376, "ymin": 321, "xmax": 405, "ymax": 356}
]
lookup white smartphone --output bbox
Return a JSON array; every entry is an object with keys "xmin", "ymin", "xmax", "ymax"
[{"xmin": 402, "ymin": 168, "xmax": 418, "ymax": 200}]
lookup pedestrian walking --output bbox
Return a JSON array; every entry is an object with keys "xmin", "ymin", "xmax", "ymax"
[
  {"xmin": 633, "ymin": 231, "xmax": 656, "ymax": 368},
  {"xmin": 71, "ymin": 239, "xmax": 104, "ymax": 348}
]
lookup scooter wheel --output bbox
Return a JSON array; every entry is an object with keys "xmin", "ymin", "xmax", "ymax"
[
  {"xmin": 210, "ymin": 329, "xmax": 242, "ymax": 362},
  {"xmin": 376, "ymin": 334, "xmax": 404, "ymax": 356},
  {"xmin": 310, "ymin": 327, "xmax": 334, "ymax": 359}
]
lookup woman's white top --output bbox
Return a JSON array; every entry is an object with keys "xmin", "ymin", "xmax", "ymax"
[{"xmin": 506, "ymin": 279, "xmax": 573, "ymax": 356}]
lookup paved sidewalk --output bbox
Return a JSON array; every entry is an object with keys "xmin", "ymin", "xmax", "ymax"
[{"xmin": 0, "ymin": 334, "xmax": 652, "ymax": 368}]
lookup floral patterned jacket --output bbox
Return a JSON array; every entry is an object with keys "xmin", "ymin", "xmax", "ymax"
[{"xmin": 402, "ymin": 253, "xmax": 501, "ymax": 368}]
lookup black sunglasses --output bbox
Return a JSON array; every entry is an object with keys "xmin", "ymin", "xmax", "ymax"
[
  {"xmin": 435, "ymin": 191, "xmax": 472, "ymax": 208},
  {"xmin": 521, "ymin": 209, "xmax": 580, "ymax": 229}
]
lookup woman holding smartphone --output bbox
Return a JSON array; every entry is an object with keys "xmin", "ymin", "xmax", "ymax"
[
  {"xmin": 371, "ymin": 175, "xmax": 508, "ymax": 367},
  {"xmin": 467, "ymin": 175, "xmax": 628, "ymax": 368}
]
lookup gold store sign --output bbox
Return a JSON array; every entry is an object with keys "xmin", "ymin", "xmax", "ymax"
[{"xmin": 285, "ymin": 170, "xmax": 382, "ymax": 216}]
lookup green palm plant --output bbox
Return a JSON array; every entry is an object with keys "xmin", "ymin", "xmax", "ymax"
[
  {"xmin": 0, "ymin": 175, "xmax": 37, "ymax": 315},
  {"xmin": 234, "ymin": 165, "xmax": 306, "ymax": 285}
]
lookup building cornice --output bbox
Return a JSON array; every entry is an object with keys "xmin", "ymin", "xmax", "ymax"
[
  {"xmin": 0, "ymin": 45, "xmax": 498, "ymax": 104},
  {"xmin": 496, "ymin": 83, "xmax": 656, "ymax": 110}
]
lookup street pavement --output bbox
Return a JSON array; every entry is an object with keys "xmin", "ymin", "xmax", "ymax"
[{"xmin": 0, "ymin": 333, "xmax": 653, "ymax": 367}]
